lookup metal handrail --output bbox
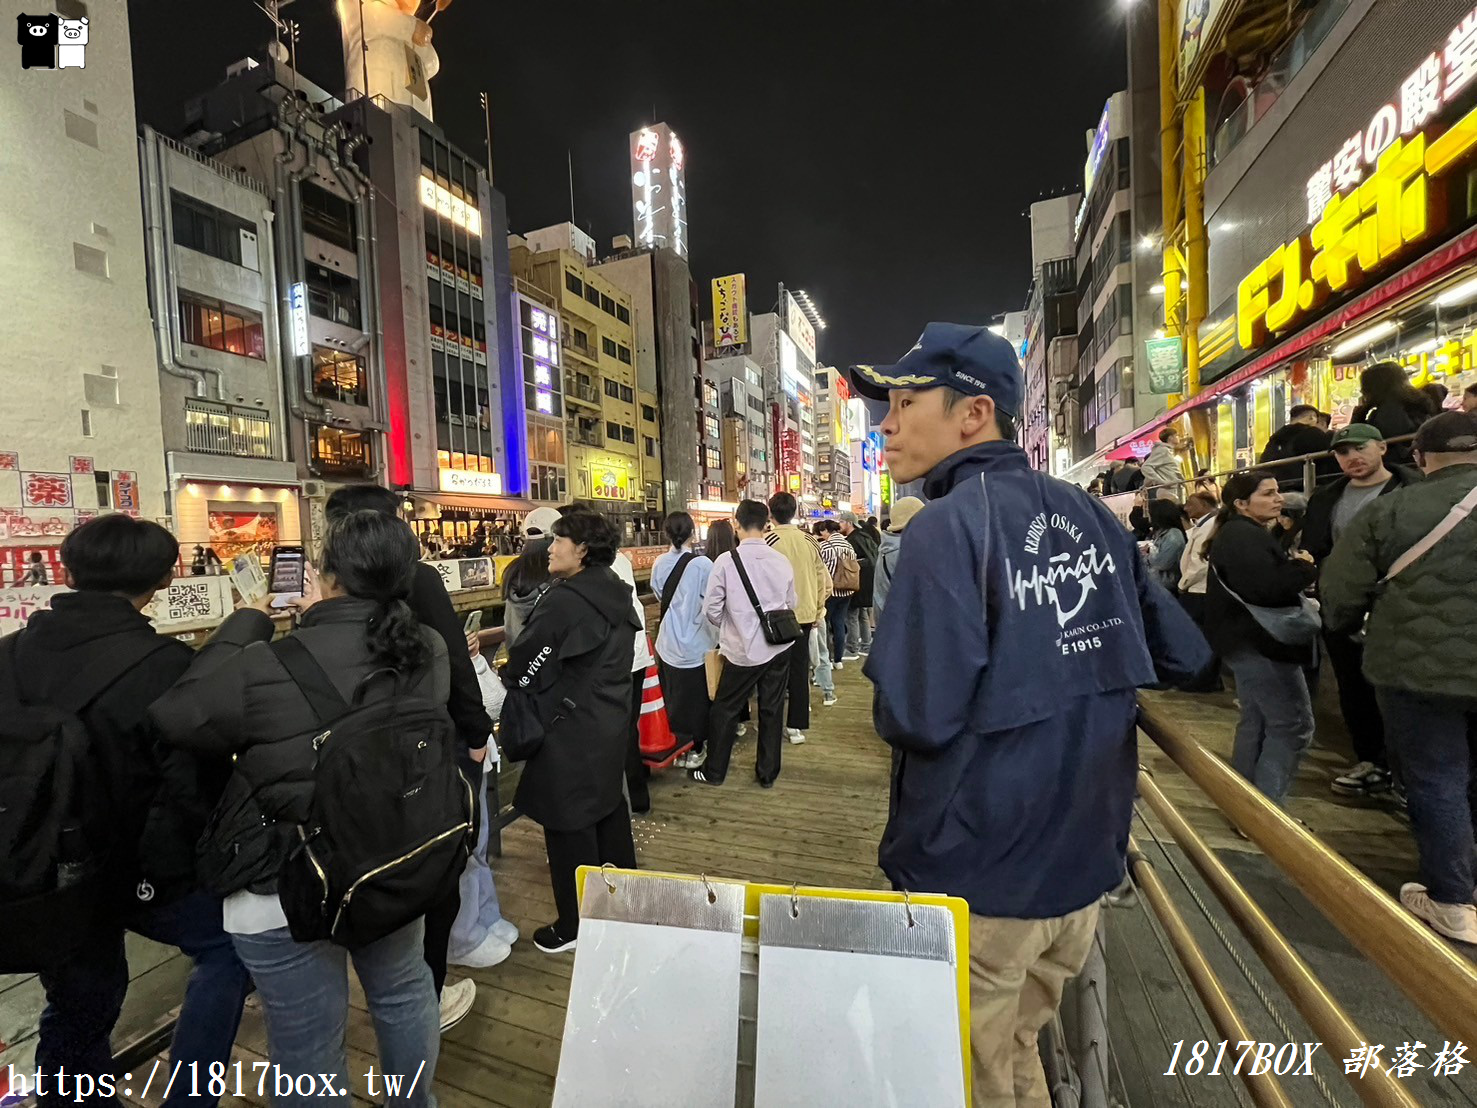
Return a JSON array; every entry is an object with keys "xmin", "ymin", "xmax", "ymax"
[
  {"xmin": 1139, "ymin": 699, "xmax": 1477, "ymax": 1046},
  {"xmin": 1136, "ymin": 770, "xmax": 1420, "ymax": 1106}
]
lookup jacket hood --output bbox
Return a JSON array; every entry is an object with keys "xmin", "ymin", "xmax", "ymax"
[
  {"xmin": 923, "ymin": 441, "xmax": 1030, "ymax": 500},
  {"xmin": 557, "ymin": 565, "xmax": 643, "ymax": 629},
  {"xmin": 21, "ymin": 590, "xmax": 155, "ymax": 651},
  {"xmin": 879, "ymin": 530, "xmax": 902, "ymax": 554}
]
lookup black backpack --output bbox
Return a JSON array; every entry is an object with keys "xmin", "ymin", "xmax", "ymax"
[
  {"xmin": 0, "ymin": 631, "xmax": 170, "ymax": 972},
  {"xmin": 270, "ymin": 637, "xmax": 474, "ymax": 949}
]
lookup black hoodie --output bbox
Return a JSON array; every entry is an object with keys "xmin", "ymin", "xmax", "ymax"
[
  {"xmin": 13, "ymin": 592, "xmax": 222, "ymax": 910},
  {"xmin": 1257, "ymin": 423, "xmax": 1338, "ymax": 488},
  {"xmin": 501, "ymin": 565, "xmax": 640, "ymax": 831}
]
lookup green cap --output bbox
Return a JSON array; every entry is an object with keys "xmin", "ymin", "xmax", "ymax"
[{"xmin": 1330, "ymin": 423, "xmax": 1384, "ymax": 447}]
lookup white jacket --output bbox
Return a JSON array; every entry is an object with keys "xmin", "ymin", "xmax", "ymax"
[
  {"xmin": 1178, "ymin": 514, "xmax": 1217, "ymax": 595},
  {"xmin": 612, "ymin": 551, "xmax": 654, "ymax": 672}
]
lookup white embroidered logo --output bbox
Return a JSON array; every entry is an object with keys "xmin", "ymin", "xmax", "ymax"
[{"xmin": 1007, "ymin": 511, "xmax": 1118, "ymax": 632}]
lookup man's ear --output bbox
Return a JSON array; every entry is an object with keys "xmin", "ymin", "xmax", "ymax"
[{"xmin": 960, "ymin": 393, "xmax": 997, "ymax": 437}]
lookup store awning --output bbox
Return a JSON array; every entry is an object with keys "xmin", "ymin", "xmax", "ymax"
[{"xmin": 412, "ymin": 492, "xmax": 538, "ymax": 513}]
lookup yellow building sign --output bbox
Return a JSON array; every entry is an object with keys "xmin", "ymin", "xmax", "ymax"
[
  {"xmin": 590, "ymin": 465, "xmax": 632, "ymax": 501},
  {"xmin": 1237, "ymin": 105, "xmax": 1477, "ymax": 352},
  {"xmin": 712, "ymin": 274, "xmax": 748, "ymax": 349}
]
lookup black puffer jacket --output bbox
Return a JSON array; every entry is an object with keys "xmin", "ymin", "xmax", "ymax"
[
  {"xmin": 502, "ymin": 566, "xmax": 639, "ymax": 832},
  {"xmin": 1257, "ymin": 423, "xmax": 1338, "ymax": 489},
  {"xmin": 1205, "ymin": 515, "xmax": 1318, "ymax": 666},
  {"xmin": 1301, "ymin": 464, "xmax": 1423, "ymax": 563},
  {"xmin": 1354, "ymin": 395, "xmax": 1438, "ymax": 467},
  {"xmin": 12, "ymin": 592, "xmax": 221, "ymax": 911},
  {"xmin": 150, "ymin": 598, "xmax": 448, "ymax": 893}
]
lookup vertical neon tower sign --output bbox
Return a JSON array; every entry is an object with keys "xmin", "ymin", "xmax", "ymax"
[{"xmin": 629, "ymin": 123, "xmax": 688, "ymax": 258}]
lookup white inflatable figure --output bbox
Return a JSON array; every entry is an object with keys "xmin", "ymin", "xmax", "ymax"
[
  {"xmin": 57, "ymin": 17, "xmax": 87, "ymax": 69},
  {"xmin": 338, "ymin": 0, "xmax": 441, "ymax": 122}
]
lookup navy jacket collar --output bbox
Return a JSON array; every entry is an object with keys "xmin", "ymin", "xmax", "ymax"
[{"xmin": 923, "ymin": 441, "xmax": 1030, "ymax": 500}]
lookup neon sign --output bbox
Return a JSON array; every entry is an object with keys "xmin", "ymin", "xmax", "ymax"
[{"xmin": 418, "ymin": 173, "xmax": 482, "ymax": 236}]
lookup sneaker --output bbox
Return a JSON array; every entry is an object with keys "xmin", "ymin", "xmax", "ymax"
[
  {"xmin": 676, "ymin": 749, "xmax": 706, "ymax": 769},
  {"xmin": 439, "ymin": 978, "xmax": 477, "ymax": 1031},
  {"xmin": 1331, "ymin": 762, "xmax": 1392, "ymax": 796},
  {"xmin": 842, "ymin": 653, "xmax": 861, "ymax": 662},
  {"xmin": 787, "ymin": 728, "xmax": 806, "ymax": 745},
  {"xmin": 450, "ymin": 931, "xmax": 512, "ymax": 969},
  {"xmin": 832, "ymin": 662, "xmax": 844, "ymax": 671},
  {"xmin": 691, "ymin": 768, "xmax": 723, "ymax": 786},
  {"xmin": 1400, "ymin": 883, "xmax": 1477, "ymax": 944},
  {"xmin": 491, "ymin": 918, "xmax": 520, "ymax": 946},
  {"xmin": 823, "ymin": 693, "xmax": 837, "ymax": 707},
  {"xmin": 532, "ymin": 923, "xmax": 578, "ymax": 954},
  {"xmin": 736, "ymin": 723, "xmax": 748, "ymax": 737}
]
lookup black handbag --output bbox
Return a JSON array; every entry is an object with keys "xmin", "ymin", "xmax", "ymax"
[{"xmin": 731, "ymin": 547, "xmax": 804, "ymax": 645}]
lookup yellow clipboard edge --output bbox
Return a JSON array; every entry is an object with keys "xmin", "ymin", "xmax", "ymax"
[{"xmin": 576, "ymin": 865, "xmax": 972, "ymax": 1102}]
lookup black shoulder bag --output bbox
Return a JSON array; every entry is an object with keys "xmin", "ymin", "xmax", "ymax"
[
  {"xmin": 731, "ymin": 547, "xmax": 803, "ymax": 645},
  {"xmin": 659, "ymin": 552, "xmax": 697, "ymax": 618}
]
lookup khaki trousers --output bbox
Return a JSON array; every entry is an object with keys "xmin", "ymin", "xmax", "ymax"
[{"xmin": 968, "ymin": 902, "xmax": 1099, "ymax": 1107}]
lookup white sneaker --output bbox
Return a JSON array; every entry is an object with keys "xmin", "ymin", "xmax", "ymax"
[
  {"xmin": 786, "ymin": 728, "xmax": 806, "ymax": 745},
  {"xmin": 833, "ymin": 662, "xmax": 843, "ymax": 671},
  {"xmin": 490, "ymin": 918, "xmax": 520, "ymax": 946},
  {"xmin": 842, "ymin": 653, "xmax": 861, "ymax": 662},
  {"xmin": 439, "ymin": 978, "xmax": 477, "ymax": 1032},
  {"xmin": 1401, "ymin": 883, "xmax": 1477, "ymax": 944},
  {"xmin": 736, "ymin": 723, "xmax": 748, "ymax": 737},
  {"xmin": 450, "ymin": 931, "xmax": 512, "ymax": 969},
  {"xmin": 676, "ymin": 749, "xmax": 706, "ymax": 769},
  {"xmin": 823, "ymin": 693, "xmax": 837, "ymax": 707}
]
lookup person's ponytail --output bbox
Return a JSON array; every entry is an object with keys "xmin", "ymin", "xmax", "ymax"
[
  {"xmin": 368, "ymin": 597, "xmax": 428, "ymax": 674},
  {"xmin": 319, "ymin": 509, "xmax": 429, "ymax": 675}
]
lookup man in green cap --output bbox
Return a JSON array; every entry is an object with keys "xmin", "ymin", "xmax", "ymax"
[{"xmin": 1302, "ymin": 422, "xmax": 1422, "ymax": 797}]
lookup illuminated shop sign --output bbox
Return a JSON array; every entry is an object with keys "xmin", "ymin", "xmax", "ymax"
[
  {"xmin": 712, "ymin": 274, "xmax": 748, "ymax": 348},
  {"xmin": 288, "ymin": 281, "xmax": 308, "ymax": 357},
  {"xmin": 438, "ymin": 467, "xmax": 503, "ymax": 496},
  {"xmin": 1238, "ymin": 102, "xmax": 1477, "ymax": 352},
  {"xmin": 1083, "ymin": 99, "xmax": 1112, "ymax": 197},
  {"xmin": 418, "ymin": 174, "xmax": 483, "ymax": 237},
  {"xmin": 630, "ymin": 123, "xmax": 688, "ymax": 258}
]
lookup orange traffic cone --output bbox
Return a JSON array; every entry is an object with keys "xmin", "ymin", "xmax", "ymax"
[{"xmin": 638, "ymin": 639, "xmax": 690, "ymax": 769}]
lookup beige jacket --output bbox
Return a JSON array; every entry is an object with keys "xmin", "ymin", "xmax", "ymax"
[{"xmin": 764, "ymin": 523, "xmax": 833, "ymax": 625}]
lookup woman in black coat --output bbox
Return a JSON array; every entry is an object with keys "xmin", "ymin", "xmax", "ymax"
[
  {"xmin": 1353, "ymin": 361, "xmax": 1438, "ymax": 467},
  {"xmin": 500, "ymin": 509, "xmax": 640, "ymax": 954},
  {"xmin": 1204, "ymin": 470, "xmax": 1319, "ymax": 807}
]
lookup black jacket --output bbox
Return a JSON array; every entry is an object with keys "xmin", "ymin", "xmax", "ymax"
[
  {"xmin": 150, "ymin": 598, "xmax": 449, "ymax": 894},
  {"xmin": 502, "ymin": 566, "xmax": 640, "ymax": 832},
  {"xmin": 1205, "ymin": 515, "xmax": 1319, "ymax": 665},
  {"xmin": 1302, "ymin": 464, "xmax": 1424, "ymax": 563},
  {"xmin": 846, "ymin": 527, "xmax": 879, "ymax": 605},
  {"xmin": 1354, "ymin": 396, "xmax": 1438, "ymax": 466},
  {"xmin": 1257, "ymin": 423, "xmax": 1337, "ymax": 489},
  {"xmin": 411, "ymin": 561, "xmax": 491, "ymax": 751},
  {"xmin": 12, "ymin": 592, "xmax": 218, "ymax": 910}
]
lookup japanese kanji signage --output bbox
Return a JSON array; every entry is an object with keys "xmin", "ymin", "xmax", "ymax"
[
  {"xmin": 1145, "ymin": 337, "xmax": 1185, "ymax": 395},
  {"xmin": 0, "ymin": 452, "xmax": 18, "ymax": 470},
  {"xmin": 1238, "ymin": 100, "xmax": 1477, "ymax": 352},
  {"xmin": 712, "ymin": 274, "xmax": 748, "ymax": 349},
  {"xmin": 112, "ymin": 470, "xmax": 138, "ymax": 513},
  {"xmin": 21, "ymin": 471, "xmax": 72, "ymax": 508}
]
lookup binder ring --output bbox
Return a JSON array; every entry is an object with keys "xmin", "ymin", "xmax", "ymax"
[
  {"xmin": 601, "ymin": 862, "xmax": 618, "ymax": 894},
  {"xmin": 790, "ymin": 882, "xmax": 800, "ymax": 919},
  {"xmin": 902, "ymin": 889, "xmax": 915, "ymax": 928},
  {"xmin": 701, "ymin": 872, "xmax": 717, "ymax": 905}
]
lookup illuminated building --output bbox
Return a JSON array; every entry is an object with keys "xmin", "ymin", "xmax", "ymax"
[
  {"xmin": 0, "ymin": 0, "xmax": 169, "ymax": 572},
  {"xmin": 510, "ymin": 226, "xmax": 646, "ymax": 524},
  {"xmin": 813, "ymin": 368, "xmax": 853, "ymax": 511},
  {"xmin": 1146, "ymin": 0, "xmax": 1477, "ymax": 470},
  {"xmin": 746, "ymin": 289, "xmax": 822, "ymax": 510},
  {"xmin": 1021, "ymin": 195, "xmax": 1081, "ymax": 475}
]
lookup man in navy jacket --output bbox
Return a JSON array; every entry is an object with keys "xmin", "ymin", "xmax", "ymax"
[{"xmin": 851, "ymin": 324, "xmax": 1209, "ymax": 1107}]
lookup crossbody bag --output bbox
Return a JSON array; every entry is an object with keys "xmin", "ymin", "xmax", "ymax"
[{"xmin": 731, "ymin": 547, "xmax": 804, "ymax": 646}]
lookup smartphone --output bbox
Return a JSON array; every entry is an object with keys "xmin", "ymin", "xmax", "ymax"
[
  {"xmin": 228, "ymin": 553, "xmax": 268, "ymax": 605},
  {"xmin": 464, "ymin": 610, "xmax": 483, "ymax": 636},
  {"xmin": 269, "ymin": 545, "xmax": 306, "ymax": 597}
]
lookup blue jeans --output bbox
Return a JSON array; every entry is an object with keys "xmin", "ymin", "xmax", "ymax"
[
  {"xmin": 1224, "ymin": 648, "xmax": 1314, "ymax": 806},
  {"xmin": 231, "ymin": 918, "xmax": 439, "ymax": 1107},
  {"xmin": 812, "ymin": 618, "xmax": 834, "ymax": 695},
  {"xmin": 37, "ymin": 891, "xmax": 251, "ymax": 1108},
  {"xmin": 1376, "ymin": 687, "xmax": 1477, "ymax": 905},
  {"xmin": 826, "ymin": 595, "xmax": 852, "ymax": 666},
  {"xmin": 846, "ymin": 605, "xmax": 873, "ymax": 653}
]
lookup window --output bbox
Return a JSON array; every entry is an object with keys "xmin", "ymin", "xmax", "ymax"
[
  {"xmin": 644, "ymin": 435, "xmax": 656, "ymax": 457},
  {"xmin": 599, "ymin": 293, "xmax": 615, "ymax": 316},
  {"xmin": 706, "ymin": 447, "xmax": 721, "ymax": 469},
  {"xmin": 310, "ymin": 424, "xmax": 371, "ymax": 476},
  {"xmin": 305, "ymin": 263, "xmax": 361, "ymax": 328},
  {"xmin": 703, "ymin": 381, "xmax": 718, "ymax": 408},
  {"xmin": 641, "ymin": 404, "xmax": 657, "ymax": 423},
  {"xmin": 616, "ymin": 304, "xmax": 631, "ymax": 325},
  {"xmin": 602, "ymin": 336, "xmax": 618, "ymax": 358},
  {"xmin": 574, "ymin": 328, "xmax": 591, "ymax": 354},
  {"xmin": 585, "ymin": 285, "xmax": 601, "ymax": 307},
  {"xmin": 185, "ymin": 400, "xmax": 273, "ymax": 458},
  {"xmin": 622, "ymin": 425, "xmax": 636, "ymax": 444},
  {"xmin": 705, "ymin": 414, "xmax": 720, "ymax": 440},
  {"xmin": 604, "ymin": 378, "xmax": 620, "ymax": 398},
  {"xmin": 617, "ymin": 344, "xmax": 632, "ymax": 365},
  {"xmin": 619, "ymin": 384, "xmax": 634, "ymax": 403},
  {"xmin": 566, "ymin": 271, "xmax": 582, "ymax": 296},
  {"xmin": 312, "ymin": 348, "xmax": 367, "ymax": 405},
  {"xmin": 171, "ymin": 192, "xmax": 257, "ymax": 267},
  {"xmin": 179, "ymin": 292, "xmax": 265, "ymax": 358},
  {"xmin": 300, "ymin": 183, "xmax": 356, "ymax": 253},
  {"xmin": 606, "ymin": 420, "xmax": 622, "ymax": 439}
]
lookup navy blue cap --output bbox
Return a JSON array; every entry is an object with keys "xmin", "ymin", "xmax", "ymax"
[{"xmin": 847, "ymin": 323, "xmax": 1024, "ymax": 417}]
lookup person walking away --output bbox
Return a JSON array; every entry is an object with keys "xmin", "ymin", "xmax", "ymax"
[
  {"xmin": 1321, "ymin": 411, "xmax": 1477, "ymax": 943},
  {"xmin": 499, "ymin": 510, "xmax": 639, "ymax": 953},
  {"xmin": 764, "ymin": 491, "xmax": 835, "ymax": 726},
  {"xmin": 1141, "ymin": 426, "xmax": 1188, "ymax": 500},
  {"xmin": 839, "ymin": 511, "xmax": 878, "ymax": 657},
  {"xmin": 1176, "ymin": 491, "xmax": 1223, "ymax": 692},
  {"xmin": 1145, "ymin": 499, "xmax": 1188, "ymax": 591},
  {"xmin": 2, "ymin": 515, "xmax": 249, "ymax": 1108},
  {"xmin": 324, "ymin": 485, "xmax": 490, "ymax": 1031},
  {"xmin": 873, "ymin": 496, "xmax": 925, "ymax": 623},
  {"xmin": 1258, "ymin": 404, "xmax": 1337, "ymax": 489},
  {"xmin": 1301, "ymin": 423, "xmax": 1422, "ymax": 797},
  {"xmin": 150, "ymin": 510, "xmax": 452, "ymax": 1104},
  {"xmin": 651, "ymin": 511, "xmax": 718, "ymax": 767},
  {"xmin": 849, "ymin": 323, "xmax": 1210, "ymax": 1106},
  {"xmin": 1204, "ymin": 471, "xmax": 1319, "ymax": 806},
  {"xmin": 693, "ymin": 499, "xmax": 799, "ymax": 788},
  {"xmin": 1353, "ymin": 360, "xmax": 1439, "ymax": 467},
  {"xmin": 816, "ymin": 519, "xmax": 858, "ymax": 669}
]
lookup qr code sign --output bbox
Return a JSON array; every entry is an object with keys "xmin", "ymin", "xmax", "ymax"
[{"xmin": 166, "ymin": 580, "xmax": 216, "ymax": 622}]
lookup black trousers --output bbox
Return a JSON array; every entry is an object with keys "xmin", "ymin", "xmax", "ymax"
[
  {"xmin": 1324, "ymin": 630, "xmax": 1386, "ymax": 767},
  {"xmin": 626, "ymin": 669, "xmax": 651, "ymax": 811},
  {"xmin": 785, "ymin": 624, "xmax": 815, "ymax": 730},
  {"xmin": 703, "ymin": 652, "xmax": 789, "ymax": 785},
  {"xmin": 659, "ymin": 659, "xmax": 711, "ymax": 753},
  {"xmin": 544, "ymin": 801, "xmax": 637, "ymax": 934},
  {"xmin": 1175, "ymin": 591, "xmax": 1223, "ymax": 693},
  {"xmin": 424, "ymin": 755, "xmax": 481, "ymax": 994}
]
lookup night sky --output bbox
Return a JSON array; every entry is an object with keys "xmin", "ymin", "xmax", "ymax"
[{"xmin": 129, "ymin": 1, "xmax": 1127, "ymax": 369}]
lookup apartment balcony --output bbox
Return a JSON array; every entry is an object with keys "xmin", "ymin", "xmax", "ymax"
[
  {"xmin": 573, "ymin": 427, "xmax": 605, "ymax": 448},
  {"xmin": 184, "ymin": 400, "xmax": 275, "ymax": 459},
  {"xmin": 566, "ymin": 380, "xmax": 602, "ymax": 408}
]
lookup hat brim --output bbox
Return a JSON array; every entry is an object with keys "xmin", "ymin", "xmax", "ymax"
[{"xmin": 847, "ymin": 363, "xmax": 934, "ymax": 402}]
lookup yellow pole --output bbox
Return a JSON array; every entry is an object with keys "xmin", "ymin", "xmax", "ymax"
[
  {"xmin": 1183, "ymin": 88, "xmax": 1208, "ymax": 399},
  {"xmin": 1158, "ymin": 0, "xmax": 1182, "ymax": 334}
]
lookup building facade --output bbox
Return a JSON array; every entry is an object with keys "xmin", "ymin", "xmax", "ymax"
[
  {"xmin": 813, "ymin": 367, "xmax": 853, "ymax": 511},
  {"xmin": 1022, "ymin": 194, "xmax": 1081, "ymax": 474},
  {"xmin": 705, "ymin": 353, "xmax": 773, "ymax": 502}
]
